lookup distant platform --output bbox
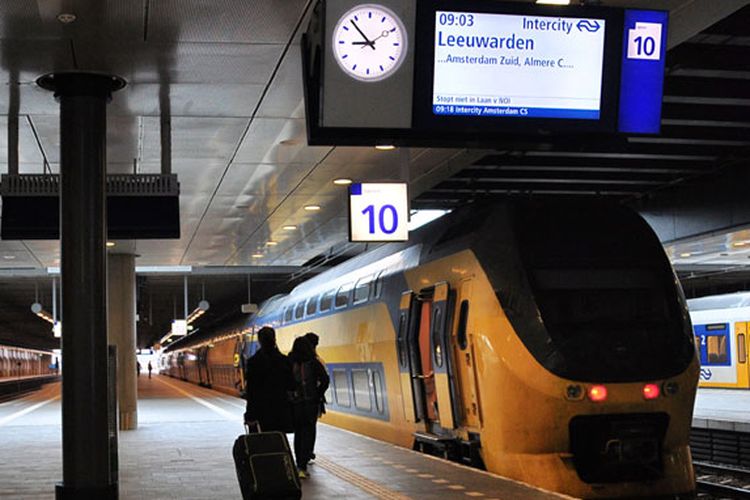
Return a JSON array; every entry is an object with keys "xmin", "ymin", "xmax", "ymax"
[
  {"xmin": 693, "ymin": 388, "xmax": 750, "ymax": 432},
  {"xmin": 0, "ymin": 375, "xmax": 566, "ymax": 499}
]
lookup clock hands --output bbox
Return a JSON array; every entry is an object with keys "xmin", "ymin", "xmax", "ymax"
[
  {"xmin": 353, "ymin": 30, "xmax": 391, "ymax": 49},
  {"xmin": 350, "ymin": 20, "xmax": 376, "ymax": 50}
]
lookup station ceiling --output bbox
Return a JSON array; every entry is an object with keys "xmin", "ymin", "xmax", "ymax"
[{"xmin": 0, "ymin": 0, "xmax": 748, "ymax": 349}]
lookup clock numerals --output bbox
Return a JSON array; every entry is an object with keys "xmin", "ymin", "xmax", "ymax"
[{"xmin": 332, "ymin": 4, "xmax": 407, "ymax": 82}]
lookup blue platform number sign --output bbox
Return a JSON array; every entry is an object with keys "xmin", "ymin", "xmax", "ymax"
[
  {"xmin": 617, "ymin": 10, "xmax": 668, "ymax": 134},
  {"xmin": 349, "ymin": 183, "xmax": 409, "ymax": 242}
]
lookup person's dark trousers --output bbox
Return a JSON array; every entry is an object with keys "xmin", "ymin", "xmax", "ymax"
[{"xmin": 293, "ymin": 402, "xmax": 318, "ymax": 471}]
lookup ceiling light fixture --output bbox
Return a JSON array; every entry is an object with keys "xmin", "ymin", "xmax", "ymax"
[
  {"xmin": 304, "ymin": 205, "xmax": 321, "ymax": 211},
  {"xmin": 266, "ymin": 241, "xmax": 278, "ymax": 246},
  {"xmin": 375, "ymin": 145, "xmax": 396, "ymax": 151},
  {"xmin": 536, "ymin": 0, "xmax": 570, "ymax": 4},
  {"xmin": 106, "ymin": 241, "xmax": 116, "ymax": 248},
  {"xmin": 251, "ymin": 253, "xmax": 264, "ymax": 258},
  {"xmin": 733, "ymin": 241, "xmax": 749, "ymax": 247},
  {"xmin": 282, "ymin": 225, "xmax": 297, "ymax": 231},
  {"xmin": 333, "ymin": 178, "xmax": 353, "ymax": 185},
  {"xmin": 679, "ymin": 253, "xmax": 691, "ymax": 258},
  {"xmin": 3, "ymin": 255, "xmax": 15, "ymax": 260}
]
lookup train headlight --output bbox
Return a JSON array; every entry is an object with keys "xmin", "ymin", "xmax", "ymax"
[
  {"xmin": 663, "ymin": 381, "xmax": 679, "ymax": 396},
  {"xmin": 587, "ymin": 385, "xmax": 608, "ymax": 402},
  {"xmin": 565, "ymin": 384, "xmax": 584, "ymax": 401},
  {"xmin": 642, "ymin": 383, "xmax": 660, "ymax": 400}
]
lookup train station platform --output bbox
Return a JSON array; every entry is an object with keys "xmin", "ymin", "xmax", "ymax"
[
  {"xmin": 0, "ymin": 375, "xmax": 567, "ymax": 499},
  {"xmin": 693, "ymin": 388, "xmax": 750, "ymax": 432}
]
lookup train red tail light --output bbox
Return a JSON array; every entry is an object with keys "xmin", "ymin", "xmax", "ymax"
[
  {"xmin": 587, "ymin": 385, "xmax": 607, "ymax": 402},
  {"xmin": 643, "ymin": 383, "xmax": 660, "ymax": 400}
]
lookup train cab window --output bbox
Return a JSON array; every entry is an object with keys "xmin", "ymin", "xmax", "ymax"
[
  {"xmin": 373, "ymin": 271, "xmax": 384, "ymax": 298},
  {"xmin": 352, "ymin": 369, "xmax": 372, "ymax": 411},
  {"xmin": 353, "ymin": 276, "xmax": 372, "ymax": 304},
  {"xmin": 306, "ymin": 296, "xmax": 318, "ymax": 316},
  {"xmin": 335, "ymin": 283, "xmax": 353, "ymax": 309},
  {"xmin": 294, "ymin": 301, "xmax": 305, "ymax": 320},
  {"xmin": 457, "ymin": 300, "xmax": 470, "ymax": 350},
  {"xmin": 432, "ymin": 307, "xmax": 444, "ymax": 367},
  {"xmin": 372, "ymin": 370, "xmax": 385, "ymax": 414},
  {"xmin": 333, "ymin": 369, "xmax": 351, "ymax": 407},
  {"xmin": 284, "ymin": 306, "xmax": 293, "ymax": 323},
  {"xmin": 319, "ymin": 290, "xmax": 335, "ymax": 312}
]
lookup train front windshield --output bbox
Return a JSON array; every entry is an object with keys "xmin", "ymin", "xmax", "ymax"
[{"xmin": 515, "ymin": 203, "xmax": 695, "ymax": 383}]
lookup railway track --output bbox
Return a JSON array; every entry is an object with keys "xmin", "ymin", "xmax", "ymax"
[{"xmin": 695, "ymin": 461, "xmax": 750, "ymax": 499}]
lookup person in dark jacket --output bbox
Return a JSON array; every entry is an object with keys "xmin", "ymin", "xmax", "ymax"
[
  {"xmin": 289, "ymin": 336, "xmax": 329, "ymax": 479},
  {"xmin": 244, "ymin": 326, "xmax": 294, "ymax": 433},
  {"xmin": 303, "ymin": 332, "xmax": 326, "ymax": 461}
]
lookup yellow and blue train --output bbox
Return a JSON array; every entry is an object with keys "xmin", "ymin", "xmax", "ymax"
[
  {"xmin": 688, "ymin": 292, "xmax": 750, "ymax": 388},
  {"xmin": 162, "ymin": 200, "xmax": 699, "ymax": 498}
]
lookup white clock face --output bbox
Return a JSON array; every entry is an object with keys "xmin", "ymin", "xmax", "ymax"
[{"xmin": 332, "ymin": 4, "xmax": 407, "ymax": 82}]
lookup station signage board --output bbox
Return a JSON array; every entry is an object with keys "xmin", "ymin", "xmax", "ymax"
[
  {"xmin": 349, "ymin": 183, "xmax": 409, "ymax": 242},
  {"xmin": 302, "ymin": 0, "xmax": 669, "ymax": 145}
]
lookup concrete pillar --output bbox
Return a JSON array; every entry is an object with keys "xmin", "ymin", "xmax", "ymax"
[{"xmin": 108, "ymin": 254, "xmax": 138, "ymax": 430}]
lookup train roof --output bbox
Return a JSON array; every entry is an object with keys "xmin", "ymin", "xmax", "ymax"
[{"xmin": 687, "ymin": 292, "xmax": 750, "ymax": 311}]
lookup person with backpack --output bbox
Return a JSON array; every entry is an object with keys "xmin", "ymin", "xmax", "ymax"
[
  {"xmin": 303, "ymin": 332, "xmax": 326, "ymax": 461},
  {"xmin": 289, "ymin": 336, "xmax": 329, "ymax": 479},
  {"xmin": 243, "ymin": 326, "xmax": 294, "ymax": 433}
]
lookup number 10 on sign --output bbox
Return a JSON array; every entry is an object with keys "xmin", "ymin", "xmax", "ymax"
[{"xmin": 349, "ymin": 183, "xmax": 409, "ymax": 242}]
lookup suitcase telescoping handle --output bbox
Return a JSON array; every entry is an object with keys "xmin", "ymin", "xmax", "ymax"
[{"xmin": 245, "ymin": 421, "xmax": 261, "ymax": 434}]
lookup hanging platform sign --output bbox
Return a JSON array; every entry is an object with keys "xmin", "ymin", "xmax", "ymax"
[
  {"xmin": 302, "ymin": 0, "xmax": 668, "ymax": 146},
  {"xmin": 349, "ymin": 183, "xmax": 409, "ymax": 242}
]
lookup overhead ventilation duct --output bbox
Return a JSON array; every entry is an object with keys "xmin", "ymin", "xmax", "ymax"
[{"xmin": 0, "ymin": 174, "xmax": 181, "ymax": 240}]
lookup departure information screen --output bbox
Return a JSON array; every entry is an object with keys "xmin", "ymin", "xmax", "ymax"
[{"xmin": 432, "ymin": 11, "xmax": 606, "ymax": 120}]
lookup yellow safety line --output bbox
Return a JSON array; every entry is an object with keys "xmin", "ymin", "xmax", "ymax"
[{"xmin": 315, "ymin": 455, "xmax": 412, "ymax": 500}]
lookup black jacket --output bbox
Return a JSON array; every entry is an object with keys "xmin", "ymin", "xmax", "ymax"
[{"xmin": 244, "ymin": 347, "xmax": 294, "ymax": 433}]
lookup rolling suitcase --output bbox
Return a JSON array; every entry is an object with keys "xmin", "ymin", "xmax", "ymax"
[{"xmin": 233, "ymin": 423, "xmax": 302, "ymax": 500}]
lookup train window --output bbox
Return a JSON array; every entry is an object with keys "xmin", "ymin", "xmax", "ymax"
[
  {"xmin": 457, "ymin": 300, "xmax": 470, "ymax": 350},
  {"xmin": 306, "ymin": 296, "xmax": 318, "ymax": 316},
  {"xmin": 353, "ymin": 276, "xmax": 372, "ymax": 304},
  {"xmin": 707, "ymin": 335, "xmax": 729, "ymax": 364},
  {"xmin": 372, "ymin": 370, "xmax": 385, "ymax": 414},
  {"xmin": 333, "ymin": 369, "xmax": 351, "ymax": 407},
  {"xmin": 397, "ymin": 314, "xmax": 408, "ymax": 368},
  {"xmin": 294, "ymin": 301, "xmax": 305, "ymax": 320},
  {"xmin": 335, "ymin": 283, "xmax": 353, "ymax": 308},
  {"xmin": 319, "ymin": 290, "xmax": 334, "ymax": 312},
  {"xmin": 739, "ymin": 334, "xmax": 747, "ymax": 364},
  {"xmin": 284, "ymin": 306, "xmax": 293, "ymax": 323},
  {"xmin": 352, "ymin": 369, "xmax": 372, "ymax": 411},
  {"xmin": 432, "ymin": 307, "xmax": 444, "ymax": 367}
]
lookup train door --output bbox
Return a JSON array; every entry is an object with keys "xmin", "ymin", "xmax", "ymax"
[
  {"xmin": 402, "ymin": 283, "xmax": 461, "ymax": 430},
  {"xmin": 736, "ymin": 322, "xmax": 750, "ymax": 388},
  {"xmin": 397, "ymin": 292, "xmax": 424, "ymax": 423},
  {"xmin": 453, "ymin": 278, "xmax": 482, "ymax": 428}
]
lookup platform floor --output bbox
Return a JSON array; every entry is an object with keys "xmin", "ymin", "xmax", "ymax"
[
  {"xmin": 693, "ymin": 387, "xmax": 750, "ymax": 432},
  {"xmin": 0, "ymin": 375, "xmax": 566, "ymax": 499}
]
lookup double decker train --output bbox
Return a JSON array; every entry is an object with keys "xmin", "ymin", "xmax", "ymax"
[
  {"xmin": 689, "ymin": 292, "xmax": 750, "ymax": 388},
  {"xmin": 162, "ymin": 200, "xmax": 699, "ymax": 498}
]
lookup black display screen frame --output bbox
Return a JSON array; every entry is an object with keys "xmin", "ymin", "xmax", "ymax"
[{"xmin": 412, "ymin": 0, "xmax": 626, "ymax": 135}]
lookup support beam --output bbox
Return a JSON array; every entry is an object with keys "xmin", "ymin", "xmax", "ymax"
[
  {"xmin": 108, "ymin": 254, "xmax": 138, "ymax": 431},
  {"xmin": 38, "ymin": 72, "xmax": 125, "ymax": 500}
]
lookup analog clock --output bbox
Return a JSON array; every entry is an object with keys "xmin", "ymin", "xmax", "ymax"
[{"xmin": 332, "ymin": 4, "xmax": 407, "ymax": 82}]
